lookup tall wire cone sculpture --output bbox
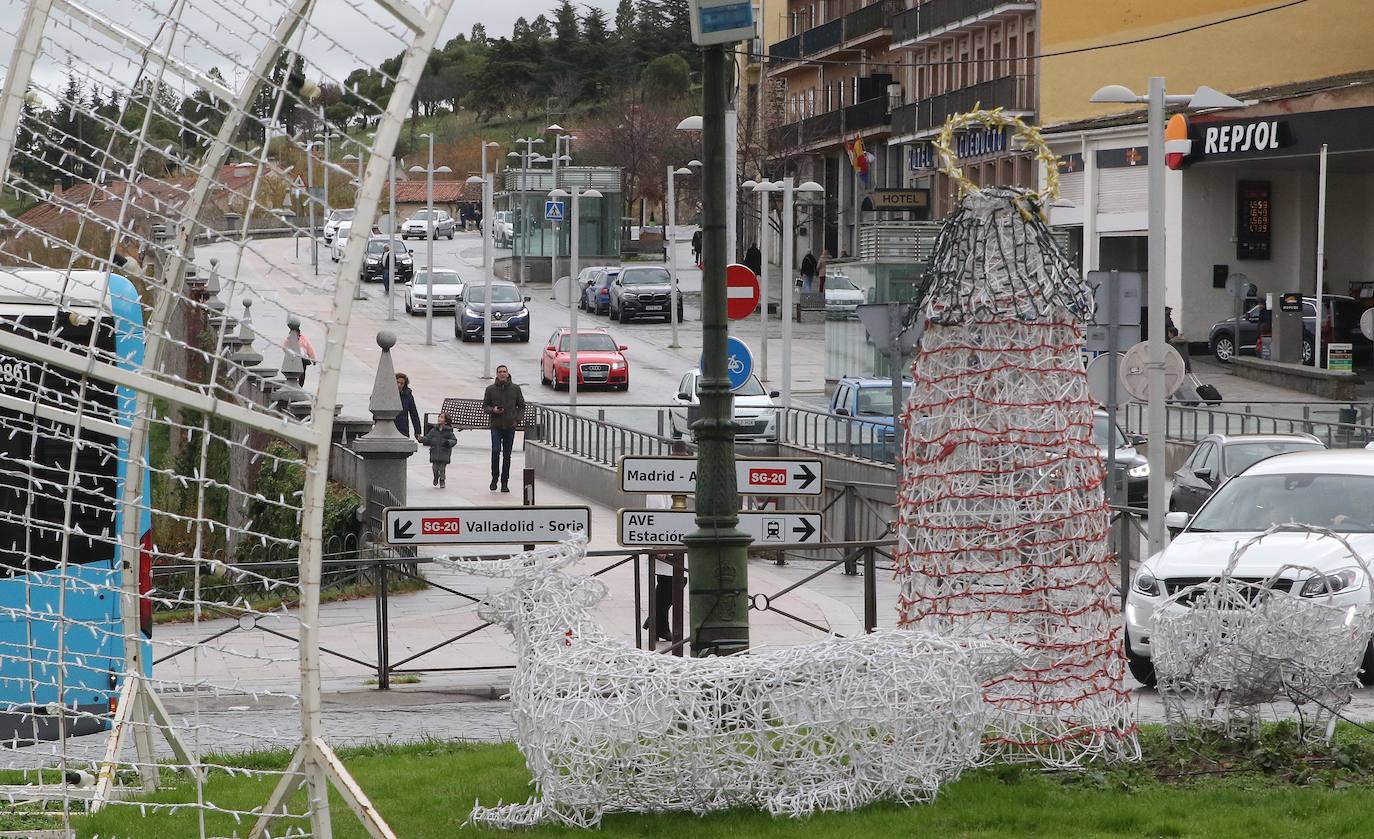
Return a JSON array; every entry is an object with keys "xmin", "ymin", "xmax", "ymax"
[{"xmin": 896, "ymin": 109, "xmax": 1139, "ymax": 767}]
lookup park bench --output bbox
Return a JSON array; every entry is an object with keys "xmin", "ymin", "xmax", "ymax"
[{"xmin": 426, "ymin": 397, "xmax": 539, "ymax": 435}]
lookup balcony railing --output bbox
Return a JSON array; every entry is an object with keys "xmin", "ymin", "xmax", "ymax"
[
  {"xmin": 802, "ymin": 18, "xmax": 844, "ymax": 54},
  {"xmin": 901, "ymin": 0, "xmax": 1032, "ymax": 42},
  {"xmin": 892, "ymin": 5, "xmax": 922, "ymax": 43},
  {"xmin": 844, "ymin": 96, "xmax": 892, "ymax": 132},
  {"xmin": 801, "ymin": 109, "xmax": 843, "ymax": 144},
  {"xmin": 893, "ymin": 75, "xmax": 1033, "ymax": 136},
  {"xmin": 891, "ymin": 101, "xmax": 920, "ymax": 136},
  {"xmin": 843, "ymin": 0, "xmax": 899, "ymax": 42},
  {"xmin": 769, "ymin": 33, "xmax": 801, "ymax": 65},
  {"xmin": 771, "ymin": 96, "xmax": 893, "ymax": 151}
]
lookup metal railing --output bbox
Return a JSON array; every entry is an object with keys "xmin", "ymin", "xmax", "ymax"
[
  {"xmin": 1120, "ymin": 401, "xmax": 1374, "ymax": 448},
  {"xmin": 781, "ymin": 405, "xmax": 900, "ymax": 464},
  {"xmin": 535, "ymin": 403, "xmax": 687, "ymax": 466},
  {"xmin": 844, "ymin": 0, "xmax": 898, "ymax": 41},
  {"xmin": 803, "ymin": 18, "xmax": 844, "ymax": 54},
  {"xmin": 891, "ymin": 4, "xmax": 922, "ymax": 43},
  {"xmin": 844, "ymin": 96, "xmax": 891, "ymax": 131},
  {"xmin": 914, "ymin": 75, "xmax": 1034, "ymax": 133},
  {"xmin": 769, "ymin": 33, "xmax": 802, "ymax": 64},
  {"xmin": 801, "ymin": 109, "xmax": 843, "ymax": 144},
  {"xmin": 911, "ymin": 0, "xmax": 1029, "ymax": 39}
]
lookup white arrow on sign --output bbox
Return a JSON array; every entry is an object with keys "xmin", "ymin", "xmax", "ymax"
[
  {"xmin": 618, "ymin": 509, "xmax": 822, "ymax": 548},
  {"xmin": 619, "ymin": 456, "xmax": 822, "ymax": 495},
  {"xmin": 384, "ymin": 506, "xmax": 590, "ymax": 545}
]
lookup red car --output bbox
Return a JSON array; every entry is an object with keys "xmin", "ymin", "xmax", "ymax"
[{"xmin": 540, "ymin": 328, "xmax": 630, "ymax": 390}]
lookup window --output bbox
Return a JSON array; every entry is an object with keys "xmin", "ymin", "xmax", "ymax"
[
  {"xmin": 559, "ymin": 333, "xmax": 619, "ymax": 351},
  {"xmin": 678, "ymin": 373, "xmax": 693, "ymax": 396},
  {"xmin": 857, "ymin": 385, "xmax": 912, "ymax": 415},
  {"xmin": 1007, "ymin": 36, "xmax": 1017, "ymax": 76},
  {"xmin": 620, "ymin": 267, "xmax": 670, "ymax": 285},
  {"xmin": 832, "ymin": 384, "xmax": 850, "ymax": 412},
  {"xmin": 1197, "ymin": 443, "xmax": 1219, "ymax": 476},
  {"xmin": 1190, "ymin": 474, "xmax": 1374, "ymax": 533},
  {"xmin": 1224, "ymin": 441, "xmax": 1323, "ymax": 475},
  {"xmin": 466, "ymin": 284, "xmax": 521, "ymax": 303}
]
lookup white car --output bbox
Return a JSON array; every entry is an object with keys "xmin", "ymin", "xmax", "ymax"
[
  {"xmin": 405, "ymin": 269, "xmax": 464, "ymax": 315},
  {"xmin": 401, "ymin": 209, "xmax": 456, "ymax": 240},
  {"xmin": 322, "ymin": 209, "xmax": 353, "ymax": 244},
  {"xmin": 823, "ymin": 272, "xmax": 867, "ymax": 318},
  {"xmin": 328, "ymin": 220, "xmax": 381, "ymax": 261},
  {"xmin": 1126, "ymin": 449, "xmax": 1374, "ymax": 687},
  {"xmin": 492, "ymin": 210, "xmax": 514, "ymax": 247},
  {"xmin": 669, "ymin": 370, "xmax": 780, "ymax": 442}
]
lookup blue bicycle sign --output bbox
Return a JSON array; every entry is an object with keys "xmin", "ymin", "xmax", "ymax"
[{"xmin": 700, "ymin": 337, "xmax": 754, "ymax": 392}]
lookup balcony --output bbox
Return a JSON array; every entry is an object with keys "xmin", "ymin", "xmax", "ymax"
[
  {"xmin": 769, "ymin": 33, "xmax": 801, "ymax": 65},
  {"xmin": 891, "ymin": 74, "xmax": 1034, "ymax": 137},
  {"xmin": 771, "ymin": 96, "xmax": 893, "ymax": 151},
  {"xmin": 845, "ymin": 96, "xmax": 892, "ymax": 132},
  {"xmin": 844, "ymin": 0, "xmax": 900, "ymax": 44},
  {"xmin": 892, "ymin": 0, "xmax": 1036, "ymax": 46},
  {"xmin": 802, "ymin": 18, "xmax": 843, "ymax": 54}
]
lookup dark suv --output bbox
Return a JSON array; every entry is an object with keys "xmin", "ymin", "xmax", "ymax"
[
  {"xmin": 609, "ymin": 266, "xmax": 684, "ymax": 323},
  {"xmin": 1208, "ymin": 294, "xmax": 1368, "ymax": 366}
]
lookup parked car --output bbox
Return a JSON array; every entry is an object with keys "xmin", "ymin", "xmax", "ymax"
[
  {"xmin": 582, "ymin": 267, "xmax": 620, "ymax": 315},
  {"xmin": 360, "ymin": 237, "xmax": 413, "ymax": 283},
  {"xmin": 1207, "ymin": 294, "xmax": 1369, "ymax": 365},
  {"xmin": 1126, "ymin": 449, "xmax": 1374, "ymax": 686},
  {"xmin": 573, "ymin": 266, "xmax": 610, "ymax": 311},
  {"xmin": 322, "ymin": 209, "xmax": 353, "ymax": 245},
  {"xmin": 609, "ymin": 266, "xmax": 683, "ymax": 323},
  {"xmin": 1094, "ymin": 410, "xmax": 1149, "ymax": 506},
  {"xmin": 823, "ymin": 272, "xmax": 867, "ymax": 318},
  {"xmin": 826, "ymin": 376, "xmax": 913, "ymax": 461},
  {"xmin": 456, "ymin": 281, "xmax": 530, "ymax": 342},
  {"xmin": 540, "ymin": 328, "xmax": 629, "ymax": 390},
  {"xmin": 328, "ymin": 221, "xmax": 382, "ymax": 261},
  {"xmin": 493, "ymin": 210, "xmax": 514, "ymax": 247},
  {"xmin": 1169, "ymin": 433, "xmax": 1325, "ymax": 514},
  {"xmin": 401, "ymin": 208, "xmax": 456, "ymax": 240},
  {"xmin": 405, "ymin": 269, "xmax": 464, "ymax": 316},
  {"xmin": 670, "ymin": 370, "xmax": 780, "ymax": 442}
]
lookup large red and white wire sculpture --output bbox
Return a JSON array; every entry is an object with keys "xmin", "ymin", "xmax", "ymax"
[{"xmin": 896, "ymin": 109, "xmax": 1138, "ymax": 767}]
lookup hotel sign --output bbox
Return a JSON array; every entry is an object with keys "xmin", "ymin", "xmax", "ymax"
[
  {"xmin": 868, "ymin": 189, "xmax": 930, "ymax": 211},
  {"xmin": 909, "ymin": 127, "xmax": 1009, "ymax": 171}
]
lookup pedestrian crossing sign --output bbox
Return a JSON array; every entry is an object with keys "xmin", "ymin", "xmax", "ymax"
[{"xmin": 544, "ymin": 200, "xmax": 565, "ymax": 222}]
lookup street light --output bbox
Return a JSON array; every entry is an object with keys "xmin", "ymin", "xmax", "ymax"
[
  {"xmin": 408, "ymin": 132, "xmax": 454, "ymax": 347},
  {"xmin": 547, "ymin": 125, "xmax": 574, "ymax": 287},
  {"xmin": 365, "ymin": 131, "xmax": 400, "ymax": 321},
  {"xmin": 550, "ymin": 186, "xmax": 603, "ymax": 409},
  {"xmin": 510, "ymin": 137, "xmax": 544, "ymax": 286},
  {"xmin": 302, "ymin": 139, "xmax": 323, "ymax": 276},
  {"xmin": 677, "ymin": 114, "xmax": 735, "ymax": 264},
  {"xmin": 1089, "ymin": 79, "xmax": 1244, "ymax": 555},
  {"xmin": 667, "ymin": 165, "xmax": 694, "ymax": 348},
  {"xmin": 342, "ymin": 151, "xmax": 368, "ymax": 301},
  {"xmin": 778, "ymin": 178, "xmax": 824, "ymax": 412},
  {"xmin": 746, "ymin": 178, "xmax": 781, "ymax": 382},
  {"xmin": 467, "ymin": 172, "xmax": 499, "ymax": 377}
]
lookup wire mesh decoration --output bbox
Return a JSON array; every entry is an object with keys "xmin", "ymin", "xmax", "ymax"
[
  {"xmin": 1151, "ymin": 524, "xmax": 1374, "ymax": 742},
  {"xmin": 895, "ymin": 109, "xmax": 1138, "ymax": 768},
  {"xmin": 447, "ymin": 538, "xmax": 1021, "ymax": 829},
  {"xmin": 0, "ymin": 0, "xmax": 452, "ymax": 835}
]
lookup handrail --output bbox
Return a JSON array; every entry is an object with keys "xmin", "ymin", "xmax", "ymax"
[
  {"xmin": 1120, "ymin": 400, "xmax": 1374, "ymax": 448},
  {"xmin": 533, "ymin": 403, "xmax": 686, "ymax": 466}
]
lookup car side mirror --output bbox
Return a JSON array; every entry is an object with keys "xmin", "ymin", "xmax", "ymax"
[
  {"xmin": 618, "ymin": 345, "xmax": 629, "ymax": 351},
  {"xmin": 1129, "ymin": 434, "xmax": 1146, "ymax": 446},
  {"xmin": 677, "ymin": 392, "xmax": 691, "ymax": 401},
  {"xmin": 1164, "ymin": 511, "xmax": 1191, "ymax": 530},
  {"xmin": 835, "ymin": 408, "xmax": 850, "ymax": 417},
  {"xmin": 545, "ymin": 345, "xmax": 557, "ymax": 352},
  {"xmin": 1194, "ymin": 467, "xmax": 1214, "ymax": 483},
  {"xmin": 524, "ymin": 296, "xmax": 532, "ymax": 302}
]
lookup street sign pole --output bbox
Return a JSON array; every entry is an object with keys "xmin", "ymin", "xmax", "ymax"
[{"xmin": 689, "ymin": 42, "xmax": 751, "ymax": 657}]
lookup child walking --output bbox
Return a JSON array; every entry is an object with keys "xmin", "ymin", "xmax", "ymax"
[{"xmin": 422, "ymin": 414, "xmax": 457, "ymax": 487}]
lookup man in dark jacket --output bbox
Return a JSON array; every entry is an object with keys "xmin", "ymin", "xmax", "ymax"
[
  {"xmin": 743, "ymin": 242, "xmax": 762, "ymax": 277},
  {"xmin": 394, "ymin": 373, "xmax": 422, "ymax": 441},
  {"xmin": 690, "ymin": 229, "xmax": 702, "ymax": 265},
  {"xmin": 483, "ymin": 364, "xmax": 526, "ymax": 492}
]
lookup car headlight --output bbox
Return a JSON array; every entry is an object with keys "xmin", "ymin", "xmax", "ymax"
[
  {"xmin": 1128, "ymin": 463, "xmax": 1150, "ymax": 478},
  {"xmin": 464, "ymin": 307, "xmax": 482, "ymax": 318},
  {"xmin": 1133, "ymin": 571, "xmax": 1158, "ymax": 596},
  {"xmin": 511, "ymin": 308, "xmax": 529, "ymax": 320},
  {"xmin": 366, "ymin": 258, "xmax": 379, "ymax": 265},
  {"xmin": 622, "ymin": 292, "xmax": 638, "ymax": 301},
  {"xmin": 1300, "ymin": 568, "xmax": 1362, "ymax": 597},
  {"xmin": 610, "ymin": 361, "xmax": 625, "ymax": 370}
]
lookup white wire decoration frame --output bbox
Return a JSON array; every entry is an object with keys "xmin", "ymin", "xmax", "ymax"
[
  {"xmin": 1151, "ymin": 524, "xmax": 1374, "ymax": 742},
  {"xmin": 895, "ymin": 109, "xmax": 1138, "ymax": 768},
  {"xmin": 443, "ymin": 538, "xmax": 1021, "ymax": 829},
  {"xmin": 0, "ymin": 0, "xmax": 454, "ymax": 835}
]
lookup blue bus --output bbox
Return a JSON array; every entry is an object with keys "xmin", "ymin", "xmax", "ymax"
[{"xmin": 0, "ymin": 269, "xmax": 151, "ymax": 744}]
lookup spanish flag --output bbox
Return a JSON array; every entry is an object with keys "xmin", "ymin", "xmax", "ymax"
[{"xmin": 847, "ymin": 135, "xmax": 871, "ymax": 186}]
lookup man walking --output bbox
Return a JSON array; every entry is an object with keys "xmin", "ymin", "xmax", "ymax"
[{"xmin": 483, "ymin": 364, "xmax": 526, "ymax": 492}]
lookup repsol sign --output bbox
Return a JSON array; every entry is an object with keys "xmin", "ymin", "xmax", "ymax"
[
  {"xmin": 1201, "ymin": 120, "xmax": 1287, "ymax": 156},
  {"xmin": 1181, "ymin": 106, "xmax": 1374, "ymax": 165}
]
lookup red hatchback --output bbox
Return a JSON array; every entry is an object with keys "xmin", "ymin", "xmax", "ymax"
[{"xmin": 540, "ymin": 328, "xmax": 630, "ymax": 390}]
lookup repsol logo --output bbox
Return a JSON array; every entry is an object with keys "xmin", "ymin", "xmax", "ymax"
[{"xmin": 1203, "ymin": 120, "xmax": 1284, "ymax": 155}]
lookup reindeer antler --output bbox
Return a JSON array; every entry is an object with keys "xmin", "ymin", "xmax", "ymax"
[{"xmin": 438, "ymin": 536, "xmax": 588, "ymax": 578}]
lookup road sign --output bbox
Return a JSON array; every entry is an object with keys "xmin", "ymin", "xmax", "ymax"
[
  {"xmin": 618, "ymin": 509, "xmax": 822, "ymax": 547},
  {"xmin": 700, "ymin": 336, "xmax": 754, "ymax": 392},
  {"xmin": 689, "ymin": 0, "xmax": 755, "ymax": 46},
  {"xmin": 619, "ymin": 456, "xmax": 822, "ymax": 495},
  {"xmin": 383, "ymin": 506, "xmax": 589, "ymax": 545},
  {"xmin": 726, "ymin": 263, "xmax": 760, "ymax": 320},
  {"xmin": 544, "ymin": 200, "xmax": 565, "ymax": 222}
]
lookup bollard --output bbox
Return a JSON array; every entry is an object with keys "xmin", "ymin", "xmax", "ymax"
[
  {"xmin": 522, "ymin": 467, "xmax": 536, "ymax": 551},
  {"xmin": 374, "ymin": 561, "xmax": 390, "ymax": 690}
]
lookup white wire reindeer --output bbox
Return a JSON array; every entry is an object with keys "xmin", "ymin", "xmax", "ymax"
[{"xmin": 445, "ymin": 538, "xmax": 1021, "ymax": 829}]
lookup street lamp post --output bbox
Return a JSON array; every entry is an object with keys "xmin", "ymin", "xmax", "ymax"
[
  {"xmin": 547, "ymin": 125, "xmax": 573, "ymax": 286},
  {"xmin": 1090, "ymin": 79, "xmax": 1244, "ymax": 554},
  {"xmin": 778, "ymin": 178, "xmax": 825, "ymax": 411},
  {"xmin": 478, "ymin": 141, "xmax": 500, "ymax": 376},
  {"xmin": 409, "ymin": 133, "xmax": 453, "ymax": 347},
  {"xmin": 744, "ymin": 179, "xmax": 778, "ymax": 381},
  {"xmin": 509, "ymin": 137, "xmax": 544, "ymax": 286},
  {"xmin": 551, "ymin": 186, "xmax": 604, "ymax": 410},
  {"xmin": 344, "ymin": 151, "xmax": 367, "ymax": 301},
  {"xmin": 666, "ymin": 164, "xmax": 695, "ymax": 349},
  {"xmin": 304, "ymin": 139, "xmax": 319, "ymax": 275}
]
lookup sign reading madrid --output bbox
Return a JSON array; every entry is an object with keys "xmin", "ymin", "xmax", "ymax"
[
  {"xmin": 384, "ymin": 506, "xmax": 590, "ymax": 545},
  {"xmin": 619, "ymin": 456, "xmax": 822, "ymax": 495},
  {"xmin": 618, "ymin": 509, "xmax": 822, "ymax": 547}
]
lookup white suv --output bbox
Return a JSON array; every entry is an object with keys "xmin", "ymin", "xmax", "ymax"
[
  {"xmin": 1126, "ymin": 448, "xmax": 1374, "ymax": 687},
  {"xmin": 401, "ymin": 209, "xmax": 456, "ymax": 240},
  {"xmin": 669, "ymin": 370, "xmax": 780, "ymax": 442},
  {"xmin": 322, "ymin": 209, "xmax": 353, "ymax": 244}
]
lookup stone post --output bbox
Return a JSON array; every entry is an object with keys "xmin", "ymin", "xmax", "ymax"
[{"xmin": 351, "ymin": 331, "xmax": 418, "ymax": 544}]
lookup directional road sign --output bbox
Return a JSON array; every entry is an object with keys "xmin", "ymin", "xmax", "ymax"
[
  {"xmin": 544, "ymin": 200, "xmax": 565, "ymax": 222},
  {"xmin": 726, "ymin": 263, "xmax": 760, "ymax": 320},
  {"xmin": 384, "ymin": 505, "xmax": 590, "ymax": 545},
  {"xmin": 618, "ymin": 509, "xmax": 822, "ymax": 548},
  {"xmin": 700, "ymin": 336, "xmax": 754, "ymax": 392},
  {"xmin": 619, "ymin": 456, "xmax": 822, "ymax": 495}
]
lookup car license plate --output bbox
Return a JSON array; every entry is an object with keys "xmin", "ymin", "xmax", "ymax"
[{"xmin": 645, "ymin": 305, "xmax": 663, "ymax": 311}]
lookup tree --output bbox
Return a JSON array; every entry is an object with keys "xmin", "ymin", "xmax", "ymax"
[
  {"xmin": 641, "ymin": 54, "xmax": 690, "ymax": 100},
  {"xmin": 470, "ymin": 23, "xmax": 487, "ymax": 46},
  {"xmin": 529, "ymin": 14, "xmax": 552, "ymax": 41},
  {"xmin": 577, "ymin": 95, "xmax": 698, "ymax": 219}
]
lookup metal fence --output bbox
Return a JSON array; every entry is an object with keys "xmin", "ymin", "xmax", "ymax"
[
  {"xmin": 534, "ymin": 403, "xmax": 689, "ymax": 466},
  {"xmin": 1121, "ymin": 400, "xmax": 1374, "ymax": 448},
  {"xmin": 780, "ymin": 405, "xmax": 898, "ymax": 463}
]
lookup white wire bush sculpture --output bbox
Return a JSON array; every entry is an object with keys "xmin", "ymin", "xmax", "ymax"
[
  {"xmin": 0, "ymin": 0, "xmax": 452, "ymax": 835},
  {"xmin": 1151, "ymin": 524, "xmax": 1374, "ymax": 741},
  {"xmin": 896, "ymin": 109, "xmax": 1138, "ymax": 768},
  {"xmin": 443, "ymin": 538, "xmax": 1021, "ymax": 829}
]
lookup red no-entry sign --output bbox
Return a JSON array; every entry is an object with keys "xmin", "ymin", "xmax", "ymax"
[{"xmin": 726, "ymin": 263, "xmax": 760, "ymax": 321}]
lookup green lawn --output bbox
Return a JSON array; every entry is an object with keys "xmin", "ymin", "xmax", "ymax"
[{"xmin": 53, "ymin": 727, "xmax": 1374, "ymax": 838}]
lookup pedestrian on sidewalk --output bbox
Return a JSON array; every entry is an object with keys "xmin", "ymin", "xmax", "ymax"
[
  {"xmin": 421, "ymin": 414, "xmax": 457, "ymax": 487},
  {"xmin": 691, "ymin": 229, "xmax": 702, "ymax": 266},
  {"xmin": 818, "ymin": 249, "xmax": 831, "ymax": 293},
  {"xmin": 799, "ymin": 251, "xmax": 817, "ymax": 292},
  {"xmin": 743, "ymin": 242, "xmax": 762, "ymax": 277},
  {"xmin": 641, "ymin": 492, "xmax": 684, "ymax": 643},
  {"xmin": 394, "ymin": 372, "xmax": 423, "ymax": 441},
  {"xmin": 282, "ymin": 327, "xmax": 318, "ymax": 386},
  {"xmin": 483, "ymin": 364, "xmax": 526, "ymax": 492}
]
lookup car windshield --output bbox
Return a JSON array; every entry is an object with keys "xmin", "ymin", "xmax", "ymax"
[
  {"xmin": 559, "ymin": 333, "xmax": 619, "ymax": 351},
  {"xmin": 466, "ymin": 285, "xmax": 521, "ymax": 303},
  {"xmin": 827, "ymin": 274, "xmax": 858, "ymax": 291},
  {"xmin": 695, "ymin": 375, "xmax": 765, "ymax": 397},
  {"xmin": 1189, "ymin": 473, "xmax": 1374, "ymax": 533},
  {"xmin": 331, "ymin": 210, "xmax": 353, "ymax": 222},
  {"xmin": 1224, "ymin": 441, "xmax": 1323, "ymax": 475},
  {"xmin": 1092, "ymin": 414, "xmax": 1128, "ymax": 449},
  {"xmin": 621, "ymin": 268, "xmax": 670, "ymax": 285},
  {"xmin": 413, "ymin": 271, "xmax": 460, "ymax": 285},
  {"xmin": 411, "ymin": 210, "xmax": 439, "ymax": 219},
  {"xmin": 856, "ymin": 385, "xmax": 911, "ymax": 415},
  {"xmin": 365, "ymin": 240, "xmax": 392, "ymax": 254}
]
